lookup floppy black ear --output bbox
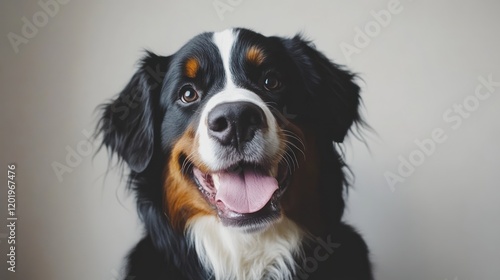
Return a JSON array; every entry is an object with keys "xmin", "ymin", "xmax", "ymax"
[
  {"xmin": 96, "ymin": 51, "xmax": 170, "ymax": 172},
  {"xmin": 281, "ymin": 35, "xmax": 361, "ymax": 142}
]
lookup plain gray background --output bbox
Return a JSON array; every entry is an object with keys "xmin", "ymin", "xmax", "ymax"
[{"xmin": 1, "ymin": 0, "xmax": 499, "ymax": 280}]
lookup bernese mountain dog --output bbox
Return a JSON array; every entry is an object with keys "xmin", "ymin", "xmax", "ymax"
[{"xmin": 96, "ymin": 28, "xmax": 373, "ymax": 280}]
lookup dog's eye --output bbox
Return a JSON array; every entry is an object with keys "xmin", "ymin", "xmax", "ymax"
[
  {"xmin": 263, "ymin": 74, "xmax": 281, "ymax": 91},
  {"xmin": 179, "ymin": 86, "xmax": 199, "ymax": 103}
]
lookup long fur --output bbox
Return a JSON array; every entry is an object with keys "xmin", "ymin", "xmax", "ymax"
[
  {"xmin": 96, "ymin": 28, "xmax": 374, "ymax": 280},
  {"xmin": 188, "ymin": 216, "xmax": 303, "ymax": 280}
]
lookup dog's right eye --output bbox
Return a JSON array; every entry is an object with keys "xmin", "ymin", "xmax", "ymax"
[{"xmin": 179, "ymin": 86, "xmax": 199, "ymax": 103}]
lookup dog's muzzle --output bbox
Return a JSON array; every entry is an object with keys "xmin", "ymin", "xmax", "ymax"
[
  {"xmin": 207, "ymin": 101, "xmax": 267, "ymax": 148},
  {"xmin": 190, "ymin": 98, "xmax": 290, "ymax": 231}
]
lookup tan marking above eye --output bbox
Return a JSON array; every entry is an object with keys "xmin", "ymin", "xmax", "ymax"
[
  {"xmin": 246, "ymin": 46, "xmax": 265, "ymax": 66},
  {"xmin": 185, "ymin": 58, "xmax": 200, "ymax": 78}
]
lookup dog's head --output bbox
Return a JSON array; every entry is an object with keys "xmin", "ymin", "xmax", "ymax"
[{"xmin": 97, "ymin": 28, "xmax": 361, "ymax": 235}]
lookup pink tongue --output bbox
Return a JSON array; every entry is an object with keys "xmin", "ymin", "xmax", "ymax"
[{"xmin": 215, "ymin": 168, "xmax": 278, "ymax": 214}]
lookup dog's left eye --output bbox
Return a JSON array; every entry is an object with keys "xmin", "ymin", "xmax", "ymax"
[
  {"xmin": 179, "ymin": 86, "xmax": 199, "ymax": 103},
  {"xmin": 263, "ymin": 74, "xmax": 282, "ymax": 91}
]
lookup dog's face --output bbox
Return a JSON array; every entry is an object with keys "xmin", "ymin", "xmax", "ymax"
[{"xmin": 98, "ymin": 28, "xmax": 360, "ymax": 234}]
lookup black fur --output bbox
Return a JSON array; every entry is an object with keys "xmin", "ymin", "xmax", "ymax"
[
  {"xmin": 96, "ymin": 28, "xmax": 373, "ymax": 280},
  {"xmin": 279, "ymin": 35, "xmax": 361, "ymax": 143}
]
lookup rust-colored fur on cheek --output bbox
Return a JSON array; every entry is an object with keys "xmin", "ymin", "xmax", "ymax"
[{"xmin": 164, "ymin": 128, "xmax": 214, "ymax": 232}]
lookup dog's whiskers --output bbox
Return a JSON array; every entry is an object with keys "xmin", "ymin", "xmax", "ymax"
[
  {"xmin": 282, "ymin": 130, "xmax": 306, "ymax": 152},
  {"xmin": 282, "ymin": 137, "xmax": 305, "ymax": 162},
  {"xmin": 181, "ymin": 151, "xmax": 196, "ymax": 174}
]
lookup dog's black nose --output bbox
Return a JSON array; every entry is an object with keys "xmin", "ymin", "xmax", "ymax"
[{"xmin": 207, "ymin": 101, "xmax": 267, "ymax": 147}]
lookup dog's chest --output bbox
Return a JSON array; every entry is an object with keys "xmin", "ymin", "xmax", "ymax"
[{"xmin": 188, "ymin": 216, "xmax": 303, "ymax": 280}]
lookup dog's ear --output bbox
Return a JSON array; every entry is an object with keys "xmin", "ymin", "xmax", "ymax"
[
  {"xmin": 281, "ymin": 35, "xmax": 361, "ymax": 142},
  {"xmin": 96, "ymin": 51, "xmax": 170, "ymax": 172}
]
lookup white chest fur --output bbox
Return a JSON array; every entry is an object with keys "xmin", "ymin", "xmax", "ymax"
[{"xmin": 187, "ymin": 216, "xmax": 304, "ymax": 280}]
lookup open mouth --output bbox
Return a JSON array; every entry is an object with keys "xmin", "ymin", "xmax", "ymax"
[{"xmin": 189, "ymin": 161, "xmax": 290, "ymax": 231}]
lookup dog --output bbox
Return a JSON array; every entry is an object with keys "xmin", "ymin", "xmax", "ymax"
[{"xmin": 96, "ymin": 28, "xmax": 373, "ymax": 280}]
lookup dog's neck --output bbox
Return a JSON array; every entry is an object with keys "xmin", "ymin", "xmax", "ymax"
[{"xmin": 187, "ymin": 216, "xmax": 304, "ymax": 280}]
